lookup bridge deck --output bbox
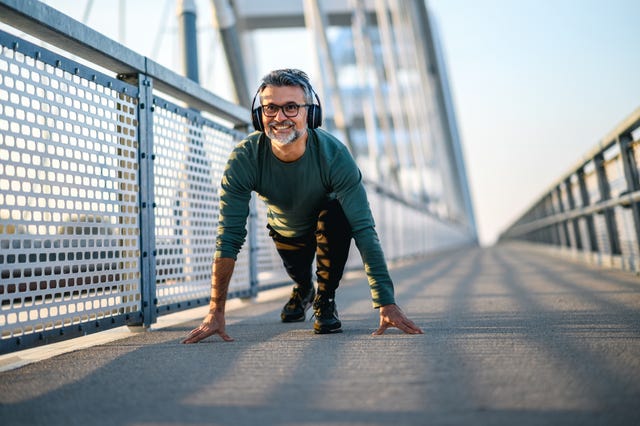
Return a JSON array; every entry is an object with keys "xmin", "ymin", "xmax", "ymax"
[{"xmin": 1, "ymin": 243, "xmax": 639, "ymax": 426}]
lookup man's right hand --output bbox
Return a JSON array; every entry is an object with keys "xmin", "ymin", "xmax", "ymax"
[{"xmin": 182, "ymin": 311, "xmax": 234, "ymax": 344}]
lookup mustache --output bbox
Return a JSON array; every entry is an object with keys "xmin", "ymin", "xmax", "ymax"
[{"xmin": 268, "ymin": 119, "xmax": 296, "ymax": 128}]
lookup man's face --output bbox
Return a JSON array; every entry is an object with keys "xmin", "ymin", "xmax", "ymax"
[{"xmin": 260, "ymin": 85, "xmax": 308, "ymax": 145}]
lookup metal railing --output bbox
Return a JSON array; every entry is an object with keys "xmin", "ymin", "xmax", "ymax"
[
  {"xmin": 499, "ymin": 107, "xmax": 640, "ymax": 272},
  {"xmin": 0, "ymin": 0, "xmax": 475, "ymax": 354}
]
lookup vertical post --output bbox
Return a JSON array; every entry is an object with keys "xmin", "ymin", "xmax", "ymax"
[
  {"xmin": 577, "ymin": 167, "xmax": 599, "ymax": 252},
  {"xmin": 178, "ymin": 0, "xmax": 199, "ymax": 83},
  {"xmin": 547, "ymin": 194, "xmax": 561, "ymax": 245},
  {"xmin": 118, "ymin": 0, "xmax": 126, "ymax": 43},
  {"xmin": 137, "ymin": 74, "xmax": 158, "ymax": 327},
  {"xmin": 210, "ymin": 0, "xmax": 251, "ymax": 107},
  {"xmin": 594, "ymin": 153, "xmax": 622, "ymax": 255},
  {"xmin": 565, "ymin": 177, "xmax": 583, "ymax": 250}
]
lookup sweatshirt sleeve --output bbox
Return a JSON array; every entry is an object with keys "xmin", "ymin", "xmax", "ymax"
[{"xmin": 214, "ymin": 139, "xmax": 256, "ymax": 260}]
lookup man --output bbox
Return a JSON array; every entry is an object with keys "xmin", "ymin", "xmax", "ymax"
[{"xmin": 183, "ymin": 69, "xmax": 422, "ymax": 343}]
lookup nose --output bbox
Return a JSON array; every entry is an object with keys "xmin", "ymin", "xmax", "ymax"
[{"xmin": 275, "ymin": 106, "xmax": 288, "ymax": 121}]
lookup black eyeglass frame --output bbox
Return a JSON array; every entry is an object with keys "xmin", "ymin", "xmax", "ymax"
[{"xmin": 261, "ymin": 102, "xmax": 312, "ymax": 118}]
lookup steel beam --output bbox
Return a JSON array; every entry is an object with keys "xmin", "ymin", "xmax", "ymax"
[
  {"xmin": 303, "ymin": 0, "xmax": 354, "ymax": 152},
  {"xmin": 211, "ymin": 0, "xmax": 252, "ymax": 107},
  {"xmin": 178, "ymin": 0, "xmax": 200, "ymax": 83}
]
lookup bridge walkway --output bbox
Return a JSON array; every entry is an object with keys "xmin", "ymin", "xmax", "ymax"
[{"xmin": 1, "ymin": 243, "xmax": 639, "ymax": 426}]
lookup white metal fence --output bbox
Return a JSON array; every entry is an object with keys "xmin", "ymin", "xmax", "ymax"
[{"xmin": 500, "ymin": 108, "xmax": 640, "ymax": 272}]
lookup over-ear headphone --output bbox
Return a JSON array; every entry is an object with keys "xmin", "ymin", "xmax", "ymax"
[{"xmin": 251, "ymin": 85, "xmax": 322, "ymax": 131}]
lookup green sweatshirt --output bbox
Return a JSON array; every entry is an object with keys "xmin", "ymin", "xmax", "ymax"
[{"xmin": 214, "ymin": 128, "xmax": 395, "ymax": 307}]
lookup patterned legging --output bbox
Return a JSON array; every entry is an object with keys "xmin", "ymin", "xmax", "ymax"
[{"xmin": 267, "ymin": 199, "xmax": 352, "ymax": 298}]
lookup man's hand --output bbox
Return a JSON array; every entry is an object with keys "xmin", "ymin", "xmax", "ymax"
[
  {"xmin": 373, "ymin": 304, "xmax": 423, "ymax": 335},
  {"xmin": 182, "ymin": 311, "xmax": 234, "ymax": 344}
]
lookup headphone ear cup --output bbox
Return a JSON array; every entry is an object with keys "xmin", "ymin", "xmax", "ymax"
[
  {"xmin": 307, "ymin": 104, "xmax": 322, "ymax": 129},
  {"xmin": 252, "ymin": 107, "xmax": 264, "ymax": 131}
]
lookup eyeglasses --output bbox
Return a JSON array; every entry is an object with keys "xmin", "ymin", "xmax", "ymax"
[{"xmin": 261, "ymin": 103, "xmax": 311, "ymax": 118}]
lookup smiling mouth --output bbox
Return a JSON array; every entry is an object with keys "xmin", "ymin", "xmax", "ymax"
[
  {"xmin": 269, "ymin": 120, "xmax": 295, "ymax": 132},
  {"xmin": 272, "ymin": 124, "xmax": 292, "ymax": 131}
]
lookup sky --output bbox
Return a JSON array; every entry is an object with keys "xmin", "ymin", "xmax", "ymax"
[
  {"xmin": 427, "ymin": 0, "xmax": 640, "ymax": 245},
  {"xmin": 39, "ymin": 0, "xmax": 640, "ymax": 245}
]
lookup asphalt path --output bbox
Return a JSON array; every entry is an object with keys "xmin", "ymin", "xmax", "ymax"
[{"xmin": 1, "ymin": 243, "xmax": 639, "ymax": 426}]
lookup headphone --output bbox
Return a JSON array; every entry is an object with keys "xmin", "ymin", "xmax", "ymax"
[{"xmin": 251, "ymin": 84, "xmax": 323, "ymax": 132}]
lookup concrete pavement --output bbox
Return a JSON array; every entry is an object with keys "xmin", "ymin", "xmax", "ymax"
[{"xmin": 1, "ymin": 243, "xmax": 639, "ymax": 426}]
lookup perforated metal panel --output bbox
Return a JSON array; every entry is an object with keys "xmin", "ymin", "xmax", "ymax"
[
  {"xmin": 152, "ymin": 98, "xmax": 251, "ymax": 308},
  {"xmin": 0, "ymin": 34, "xmax": 142, "ymax": 346}
]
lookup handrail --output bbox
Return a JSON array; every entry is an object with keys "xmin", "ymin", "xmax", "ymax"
[
  {"xmin": 501, "ymin": 189, "xmax": 640, "ymax": 238},
  {"xmin": 0, "ymin": 0, "xmax": 250, "ymax": 126}
]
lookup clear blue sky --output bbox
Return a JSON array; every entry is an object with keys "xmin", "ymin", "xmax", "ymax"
[
  {"xmin": 42, "ymin": 0, "xmax": 640, "ymax": 245},
  {"xmin": 427, "ymin": 0, "xmax": 640, "ymax": 244}
]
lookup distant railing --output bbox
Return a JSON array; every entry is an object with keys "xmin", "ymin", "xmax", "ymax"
[
  {"xmin": 0, "ymin": 0, "xmax": 474, "ymax": 354},
  {"xmin": 499, "ymin": 107, "xmax": 640, "ymax": 272}
]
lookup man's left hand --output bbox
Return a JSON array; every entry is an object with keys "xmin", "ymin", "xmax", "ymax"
[{"xmin": 373, "ymin": 304, "xmax": 423, "ymax": 335}]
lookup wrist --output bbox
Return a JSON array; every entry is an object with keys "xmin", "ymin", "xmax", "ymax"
[{"xmin": 209, "ymin": 298, "xmax": 225, "ymax": 313}]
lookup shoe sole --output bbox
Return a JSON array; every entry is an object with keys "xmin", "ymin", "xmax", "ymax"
[
  {"xmin": 281, "ymin": 315, "xmax": 305, "ymax": 323},
  {"xmin": 313, "ymin": 327, "xmax": 343, "ymax": 334},
  {"xmin": 313, "ymin": 322, "xmax": 343, "ymax": 334}
]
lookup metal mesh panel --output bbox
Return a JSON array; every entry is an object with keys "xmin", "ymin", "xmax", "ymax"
[
  {"xmin": 551, "ymin": 190, "xmax": 567, "ymax": 246},
  {"xmin": 584, "ymin": 164, "xmax": 600, "ymax": 207},
  {"xmin": 605, "ymin": 154, "xmax": 625, "ymax": 198},
  {"xmin": 0, "ymin": 42, "xmax": 141, "ymax": 342},
  {"xmin": 578, "ymin": 218, "xmax": 593, "ymax": 252},
  {"xmin": 593, "ymin": 215, "xmax": 612, "ymax": 255},
  {"xmin": 152, "ymin": 98, "xmax": 250, "ymax": 307}
]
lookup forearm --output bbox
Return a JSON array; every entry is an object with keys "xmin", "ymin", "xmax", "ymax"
[
  {"xmin": 353, "ymin": 228, "xmax": 395, "ymax": 307},
  {"xmin": 209, "ymin": 257, "xmax": 235, "ymax": 313}
]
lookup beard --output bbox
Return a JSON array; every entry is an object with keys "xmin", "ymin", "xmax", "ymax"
[{"xmin": 266, "ymin": 120, "xmax": 303, "ymax": 145}]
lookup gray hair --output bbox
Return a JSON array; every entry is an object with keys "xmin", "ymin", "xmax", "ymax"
[{"xmin": 258, "ymin": 68, "xmax": 315, "ymax": 104}]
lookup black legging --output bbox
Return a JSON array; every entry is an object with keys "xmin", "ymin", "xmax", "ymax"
[{"xmin": 267, "ymin": 199, "xmax": 352, "ymax": 298}]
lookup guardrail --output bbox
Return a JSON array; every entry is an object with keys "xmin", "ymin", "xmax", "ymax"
[
  {"xmin": 499, "ymin": 107, "xmax": 640, "ymax": 272},
  {"xmin": 0, "ymin": 0, "xmax": 474, "ymax": 354}
]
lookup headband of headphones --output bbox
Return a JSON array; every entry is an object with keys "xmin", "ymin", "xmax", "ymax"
[{"xmin": 251, "ymin": 83, "xmax": 322, "ymax": 131}]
